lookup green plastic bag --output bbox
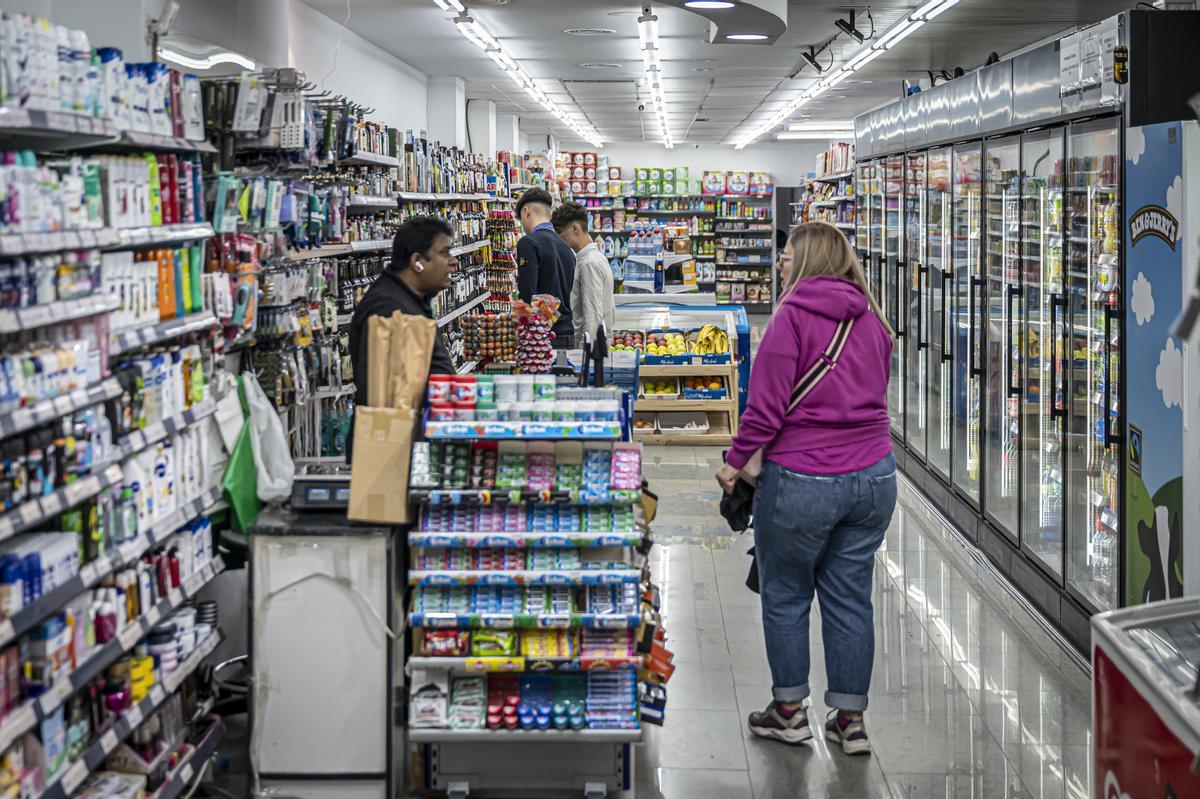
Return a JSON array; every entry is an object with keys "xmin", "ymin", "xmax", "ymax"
[{"xmin": 221, "ymin": 377, "xmax": 261, "ymax": 535}]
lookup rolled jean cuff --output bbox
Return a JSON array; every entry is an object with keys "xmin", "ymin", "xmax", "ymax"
[
  {"xmin": 772, "ymin": 683, "xmax": 810, "ymax": 704},
  {"xmin": 825, "ymin": 690, "xmax": 868, "ymax": 712}
]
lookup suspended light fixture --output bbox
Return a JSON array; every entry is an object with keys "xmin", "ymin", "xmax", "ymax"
[
  {"xmin": 734, "ymin": 0, "xmax": 959, "ymax": 149},
  {"xmin": 433, "ymin": 4, "xmax": 602, "ymax": 147}
]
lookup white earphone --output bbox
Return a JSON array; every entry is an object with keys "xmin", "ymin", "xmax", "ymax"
[{"xmin": 414, "ymin": 260, "xmax": 424, "ymax": 273}]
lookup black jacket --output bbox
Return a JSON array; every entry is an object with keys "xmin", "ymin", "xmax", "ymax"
[
  {"xmin": 517, "ymin": 224, "xmax": 576, "ymax": 340},
  {"xmin": 349, "ymin": 270, "xmax": 454, "ymax": 412}
]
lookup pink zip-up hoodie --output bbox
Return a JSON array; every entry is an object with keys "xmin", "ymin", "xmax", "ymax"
[{"xmin": 727, "ymin": 275, "xmax": 893, "ymax": 475}]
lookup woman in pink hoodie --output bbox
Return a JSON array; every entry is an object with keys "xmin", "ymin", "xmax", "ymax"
[{"xmin": 716, "ymin": 221, "xmax": 896, "ymax": 754}]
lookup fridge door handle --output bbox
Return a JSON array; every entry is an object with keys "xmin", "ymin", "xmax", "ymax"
[
  {"xmin": 1007, "ymin": 284, "xmax": 1021, "ymax": 397},
  {"xmin": 942, "ymin": 270, "xmax": 953, "ymax": 362},
  {"xmin": 917, "ymin": 265, "xmax": 928, "ymax": 350},
  {"xmin": 970, "ymin": 276, "xmax": 984, "ymax": 378},
  {"xmin": 895, "ymin": 260, "xmax": 905, "ymax": 338},
  {"xmin": 1103, "ymin": 304, "xmax": 1120, "ymax": 446},
  {"xmin": 1050, "ymin": 293, "xmax": 1066, "ymax": 420}
]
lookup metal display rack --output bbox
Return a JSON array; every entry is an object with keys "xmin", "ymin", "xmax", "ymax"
[
  {"xmin": 405, "ymin": 417, "xmax": 654, "ymax": 797},
  {"xmin": 0, "ymin": 94, "xmax": 229, "ymax": 794},
  {"xmin": 713, "ymin": 192, "xmax": 776, "ymax": 312}
]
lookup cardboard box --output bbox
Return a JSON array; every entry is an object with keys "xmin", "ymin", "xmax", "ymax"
[
  {"xmin": 726, "ymin": 171, "xmax": 750, "ymax": 195},
  {"xmin": 348, "ymin": 406, "xmax": 418, "ymax": 524},
  {"xmin": 702, "ymin": 171, "xmax": 726, "ymax": 195}
]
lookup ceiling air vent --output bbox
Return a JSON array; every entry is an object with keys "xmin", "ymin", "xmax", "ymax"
[{"xmin": 564, "ymin": 28, "xmax": 616, "ymax": 36}]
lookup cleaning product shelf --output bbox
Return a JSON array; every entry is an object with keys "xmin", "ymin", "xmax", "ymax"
[
  {"xmin": 42, "ymin": 629, "xmax": 225, "ymax": 799},
  {"xmin": 151, "ymin": 717, "xmax": 226, "ymax": 799},
  {"xmin": 0, "ymin": 227, "xmax": 121, "ymax": 256},
  {"xmin": 409, "ymin": 610, "xmax": 643, "ymax": 628},
  {"xmin": 0, "ymin": 559, "xmax": 224, "ymax": 761},
  {"xmin": 78, "ymin": 130, "xmax": 218, "ymax": 154},
  {"xmin": 101, "ymin": 222, "xmax": 216, "ymax": 250},
  {"xmin": 340, "ymin": 151, "xmax": 398, "ymax": 167},
  {"xmin": 408, "ymin": 531, "xmax": 643, "ymax": 548},
  {"xmin": 408, "ymin": 727, "xmax": 642, "ymax": 743},
  {"xmin": 450, "ymin": 239, "xmax": 492, "ymax": 257},
  {"xmin": 0, "ymin": 294, "xmax": 120, "ymax": 333},
  {"xmin": 0, "ymin": 485, "xmax": 223, "ymax": 650},
  {"xmin": 438, "ymin": 292, "xmax": 492, "ymax": 327},
  {"xmin": 0, "ymin": 106, "xmax": 118, "ymax": 149},
  {"xmin": 0, "ymin": 377, "xmax": 123, "ymax": 441},
  {"xmin": 0, "ymin": 463, "xmax": 124, "ymax": 543},
  {"xmin": 345, "ymin": 195, "xmax": 397, "ymax": 212},
  {"xmin": 110, "ymin": 311, "xmax": 220, "ymax": 356},
  {"xmin": 397, "ymin": 191, "xmax": 496, "ymax": 202},
  {"xmin": 113, "ymin": 399, "xmax": 218, "ymax": 460},
  {"xmin": 714, "ymin": 228, "xmax": 772, "ymax": 235},
  {"xmin": 408, "ymin": 568, "xmax": 643, "ymax": 586},
  {"xmin": 407, "ymin": 655, "xmax": 641, "ymax": 673}
]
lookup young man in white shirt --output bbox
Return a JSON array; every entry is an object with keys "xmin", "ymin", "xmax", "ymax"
[{"xmin": 551, "ymin": 201, "xmax": 615, "ymax": 346}]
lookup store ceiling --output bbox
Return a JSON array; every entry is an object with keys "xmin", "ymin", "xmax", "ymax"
[{"xmin": 300, "ymin": 0, "xmax": 1132, "ymax": 149}]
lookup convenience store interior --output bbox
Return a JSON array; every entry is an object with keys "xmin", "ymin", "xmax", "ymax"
[{"xmin": 0, "ymin": 0, "xmax": 1198, "ymax": 798}]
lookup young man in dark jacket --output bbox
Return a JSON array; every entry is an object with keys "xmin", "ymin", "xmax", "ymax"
[
  {"xmin": 515, "ymin": 187, "xmax": 575, "ymax": 344},
  {"xmin": 348, "ymin": 216, "xmax": 457, "ymax": 433}
]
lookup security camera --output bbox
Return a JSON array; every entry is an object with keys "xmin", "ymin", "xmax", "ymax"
[{"xmin": 638, "ymin": 103, "xmax": 646, "ymax": 112}]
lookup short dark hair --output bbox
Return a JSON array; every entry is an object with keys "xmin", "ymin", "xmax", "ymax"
[
  {"xmin": 391, "ymin": 215, "xmax": 454, "ymax": 271},
  {"xmin": 515, "ymin": 187, "xmax": 554, "ymax": 218},
  {"xmin": 551, "ymin": 201, "xmax": 588, "ymax": 234}
]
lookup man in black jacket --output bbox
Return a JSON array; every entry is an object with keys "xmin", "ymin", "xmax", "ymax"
[
  {"xmin": 349, "ymin": 216, "xmax": 457, "ymax": 420},
  {"xmin": 515, "ymin": 187, "xmax": 575, "ymax": 343}
]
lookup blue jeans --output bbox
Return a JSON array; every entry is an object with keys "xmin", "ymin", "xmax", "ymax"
[{"xmin": 752, "ymin": 452, "xmax": 897, "ymax": 711}]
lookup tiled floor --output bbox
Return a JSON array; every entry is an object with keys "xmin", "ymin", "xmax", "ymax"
[{"xmin": 633, "ymin": 444, "xmax": 1093, "ymax": 799}]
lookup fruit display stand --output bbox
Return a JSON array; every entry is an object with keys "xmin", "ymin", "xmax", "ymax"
[
  {"xmin": 609, "ymin": 308, "xmax": 742, "ymax": 445},
  {"xmin": 404, "ymin": 396, "xmax": 668, "ymax": 798}
]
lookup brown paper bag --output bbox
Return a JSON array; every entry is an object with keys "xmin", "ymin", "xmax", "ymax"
[
  {"xmin": 367, "ymin": 315, "xmax": 394, "ymax": 408},
  {"xmin": 388, "ymin": 312, "xmax": 437, "ymax": 409},
  {"xmin": 348, "ymin": 405, "xmax": 417, "ymax": 523}
]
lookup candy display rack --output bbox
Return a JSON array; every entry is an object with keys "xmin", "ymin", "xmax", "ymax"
[{"xmin": 405, "ymin": 394, "xmax": 660, "ymax": 797}]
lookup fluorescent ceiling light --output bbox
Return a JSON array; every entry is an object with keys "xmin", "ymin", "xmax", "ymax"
[
  {"xmin": 685, "ymin": 1, "xmax": 736, "ymax": 8},
  {"xmin": 436, "ymin": 6, "xmax": 601, "ymax": 147},
  {"xmin": 787, "ymin": 120, "xmax": 854, "ymax": 131},
  {"xmin": 158, "ymin": 47, "xmax": 255, "ymax": 71},
  {"xmin": 732, "ymin": 0, "xmax": 960, "ymax": 148},
  {"xmin": 726, "ymin": 33, "xmax": 768, "ymax": 40},
  {"xmin": 776, "ymin": 131, "xmax": 856, "ymax": 140},
  {"xmin": 638, "ymin": 12, "xmax": 673, "ymax": 149}
]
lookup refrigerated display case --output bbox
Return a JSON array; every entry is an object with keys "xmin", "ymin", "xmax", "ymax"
[
  {"xmin": 983, "ymin": 136, "xmax": 1022, "ymax": 541},
  {"xmin": 926, "ymin": 148, "xmax": 953, "ymax": 483},
  {"xmin": 1066, "ymin": 120, "xmax": 1122, "ymax": 612},
  {"xmin": 869, "ymin": 161, "xmax": 885, "ymax": 298},
  {"xmin": 951, "ymin": 144, "xmax": 983, "ymax": 505},
  {"xmin": 855, "ymin": 161, "xmax": 874, "ymax": 272},
  {"xmin": 904, "ymin": 153, "xmax": 927, "ymax": 460},
  {"xmin": 1093, "ymin": 598, "xmax": 1200, "ymax": 797},
  {"xmin": 884, "ymin": 156, "xmax": 905, "ymax": 437},
  {"xmin": 1021, "ymin": 129, "xmax": 1067, "ymax": 578},
  {"xmin": 851, "ymin": 8, "xmax": 1200, "ymax": 651}
]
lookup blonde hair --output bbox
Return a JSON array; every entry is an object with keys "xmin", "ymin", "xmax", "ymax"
[{"xmin": 777, "ymin": 221, "xmax": 894, "ymax": 337}]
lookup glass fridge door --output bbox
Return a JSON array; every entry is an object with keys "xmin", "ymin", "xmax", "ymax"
[
  {"xmin": 905, "ymin": 152, "xmax": 928, "ymax": 460},
  {"xmin": 927, "ymin": 148, "xmax": 953, "ymax": 482},
  {"xmin": 870, "ymin": 160, "xmax": 885, "ymax": 298},
  {"xmin": 1066, "ymin": 119, "xmax": 1122, "ymax": 611},
  {"xmin": 1021, "ymin": 129, "xmax": 1066, "ymax": 578},
  {"xmin": 983, "ymin": 136, "xmax": 1022, "ymax": 540},
  {"xmin": 884, "ymin": 155, "xmax": 905, "ymax": 437},
  {"xmin": 856, "ymin": 162, "xmax": 872, "ymax": 263},
  {"xmin": 951, "ymin": 144, "xmax": 983, "ymax": 503}
]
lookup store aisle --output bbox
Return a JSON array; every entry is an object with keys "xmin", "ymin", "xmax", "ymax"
[{"xmin": 634, "ymin": 446, "xmax": 1092, "ymax": 799}]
